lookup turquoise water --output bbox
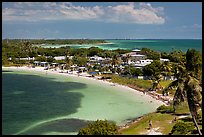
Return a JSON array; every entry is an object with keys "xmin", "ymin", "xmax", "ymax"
[
  {"xmin": 36, "ymin": 39, "xmax": 202, "ymax": 52},
  {"xmin": 2, "ymin": 69, "xmax": 163, "ymax": 135}
]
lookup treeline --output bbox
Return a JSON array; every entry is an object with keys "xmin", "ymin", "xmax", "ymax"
[
  {"xmin": 2, "ymin": 40, "xmax": 201, "ymax": 67},
  {"xmin": 2, "ymin": 39, "xmax": 107, "ymax": 45},
  {"xmin": 2, "ymin": 40, "xmax": 130, "ymax": 65}
]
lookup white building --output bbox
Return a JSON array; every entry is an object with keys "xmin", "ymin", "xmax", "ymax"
[
  {"xmin": 89, "ymin": 55, "xmax": 105, "ymax": 62},
  {"xmin": 139, "ymin": 59, "xmax": 153, "ymax": 65},
  {"xmin": 54, "ymin": 56, "xmax": 66, "ymax": 60},
  {"xmin": 132, "ymin": 59, "xmax": 153, "ymax": 69},
  {"xmin": 122, "ymin": 49, "xmax": 146, "ymax": 64},
  {"xmin": 18, "ymin": 57, "xmax": 35, "ymax": 61},
  {"xmin": 160, "ymin": 58, "xmax": 169, "ymax": 63}
]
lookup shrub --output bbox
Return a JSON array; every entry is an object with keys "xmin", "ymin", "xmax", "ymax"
[
  {"xmin": 156, "ymin": 105, "xmax": 174, "ymax": 113},
  {"xmin": 170, "ymin": 121, "xmax": 194, "ymax": 135},
  {"xmin": 77, "ymin": 120, "xmax": 118, "ymax": 135}
]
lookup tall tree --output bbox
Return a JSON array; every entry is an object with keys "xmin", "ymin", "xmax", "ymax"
[
  {"xmin": 163, "ymin": 49, "xmax": 202, "ymax": 135},
  {"xmin": 111, "ymin": 54, "xmax": 120, "ymax": 68}
]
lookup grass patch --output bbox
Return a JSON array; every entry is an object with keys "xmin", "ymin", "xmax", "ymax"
[
  {"xmin": 111, "ymin": 75, "xmax": 152, "ymax": 90},
  {"xmin": 159, "ymin": 80, "xmax": 173, "ymax": 88},
  {"xmin": 156, "ymin": 80, "xmax": 176, "ymax": 97},
  {"xmin": 174, "ymin": 102, "xmax": 190, "ymax": 115},
  {"xmin": 119, "ymin": 112, "xmax": 175, "ymax": 135}
]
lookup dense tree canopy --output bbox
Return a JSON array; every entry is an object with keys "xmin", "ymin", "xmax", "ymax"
[
  {"xmin": 140, "ymin": 48, "xmax": 161, "ymax": 60},
  {"xmin": 143, "ymin": 60, "xmax": 161, "ymax": 77}
]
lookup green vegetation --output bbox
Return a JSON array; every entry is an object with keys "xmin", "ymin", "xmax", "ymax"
[
  {"xmin": 2, "ymin": 39, "xmax": 108, "ymax": 45},
  {"xmin": 156, "ymin": 105, "xmax": 174, "ymax": 114},
  {"xmin": 162, "ymin": 49, "xmax": 202, "ymax": 135},
  {"xmin": 170, "ymin": 121, "xmax": 195, "ymax": 135},
  {"xmin": 2, "ymin": 39, "xmax": 202, "ymax": 135},
  {"xmin": 140, "ymin": 48, "xmax": 161, "ymax": 60},
  {"xmin": 174, "ymin": 102, "xmax": 190, "ymax": 115},
  {"xmin": 78, "ymin": 120, "xmax": 118, "ymax": 135},
  {"xmin": 119, "ymin": 112, "xmax": 175, "ymax": 135},
  {"xmin": 111, "ymin": 75, "xmax": 152, "ymax": 90}
]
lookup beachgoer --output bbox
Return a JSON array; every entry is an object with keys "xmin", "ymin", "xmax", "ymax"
[
  {"xmin": 149, "ymin": 120, "xmax": 152, "ymax": 129},
  {"xmin": 172, "ymin": 117, "xmax": 177, "ymax": 123}
]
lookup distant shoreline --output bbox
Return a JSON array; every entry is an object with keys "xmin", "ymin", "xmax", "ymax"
[{"xmin": 34, "ymin": 42, "xmax": 114, "ymax": 48}]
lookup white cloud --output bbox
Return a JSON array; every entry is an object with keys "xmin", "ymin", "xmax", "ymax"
[{"xmin": 2, "ymin": 2, "xmax": 165, "ymax": 24}]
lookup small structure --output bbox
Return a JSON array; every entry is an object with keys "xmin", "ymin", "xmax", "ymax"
[
  {"xmin": 54, "ymin": 56, "xmax": 66, "ymax": 60},
  {"xmin": 132, "ymin": 49, "xmax": 141, "ymax": 53},
  {"xmin": 70, "ymin": 65, "xmax": 78, "ymax": 71},
  {"xmin": 160, "ymin": 58, "xmax": 169, "ymax": 63},
  {"xmin": 50, "ymin": 63, "xmax": 59, "ymax": 68},
  {"xmin": 130, "ymin": 54, "xmax": 146, "ymax": 62},
  {"xmin": 33, "ymin": 61, "xmax": 40, "ymax": 66},
  {"xmin": 139, "ymin": 59, "xmax": 153, "ymax": 64},
  {"xmin": 132, "ymin": 59, "xmax": 153, "ymax": 69},
  {"xmin": 89, "ymin": 55, "xmax": 105, "ymax": 63},
  {"xmin": 40, "ymin": 62, "xmax": 49, "ymax": 67},
  {"xmin": 18, "ymin": 57, "xmax": 35, "ymax": 61},
  {"xmin": 121, "ymin": 49, "xmax": 146, "ymax": 64},
  {"xmin": 78, "ymin": 66, "xmax": 87, "ymax": 72}
]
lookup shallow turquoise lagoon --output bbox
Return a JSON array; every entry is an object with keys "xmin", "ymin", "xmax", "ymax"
[
  {"xmin": 2, "ymin": 69, "xmax": 162, "ymax": 135},
  {"xmin": 36, "ymin": 39, "xmax": 202, "ymax": 52}
]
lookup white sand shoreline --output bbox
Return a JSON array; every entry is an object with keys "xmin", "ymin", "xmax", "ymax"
[{"xmin": 2, "ymin": 66, "xmax": 165, "ymax": 106}]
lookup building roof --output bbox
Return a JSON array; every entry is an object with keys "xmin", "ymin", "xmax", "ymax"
[
  {"xmin": 140, "ymin": 59, "xmax": 153, "ymax": 62},
  {"xmin": 160, "ymin": 58, "xmax": 169, "ymax": 61},
  {"xmin": 132, "ymin": 49, "xmax": 141, "ymax": 52},
  {"xmin": 40, "ymin": 62, "xmax": 48, "ymax": 64},
  {"xmin": 51, "ymin": 63, "xmax": 59, "ymax": 65},
  {"xmin": 131, "ymin": 54, "xmax": 145, "ymax": 57}
]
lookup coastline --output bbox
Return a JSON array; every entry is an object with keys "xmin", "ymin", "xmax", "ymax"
[
  {"xmin": 2, "ymin": 66, "xmax": 166, "ymax": 132},
  {"xmin": 2, "ymin": 66, "xmax": 166, "ymax": 104}
]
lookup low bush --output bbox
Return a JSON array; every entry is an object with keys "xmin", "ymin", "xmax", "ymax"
[
  {"xmin": 170, "ymin": 121, "xmax": 194, "ymax": 135},
  {"xmin": 156, "ymin": 105, "xmax": 174, "ymax": 113},
  {"xmin": 78, "ymin": 120, "xmax": 118, "ymax": 135}
]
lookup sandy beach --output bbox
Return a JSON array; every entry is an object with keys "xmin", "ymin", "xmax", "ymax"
[{"xmin": 2, "ymin": 66, "xmax": 165, "ymax": 106}]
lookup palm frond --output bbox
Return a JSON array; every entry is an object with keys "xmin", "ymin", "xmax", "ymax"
[
  {"xmin": 162, "ymin": 79, "xmax": 179, "ymax": 95},
  {"xmin": 186, "ymin": 76, "xmax": 202, "ymax": 118},
  {"xmin": 172, "ymin": 81, "xmax": 186, "ymax": 107}
]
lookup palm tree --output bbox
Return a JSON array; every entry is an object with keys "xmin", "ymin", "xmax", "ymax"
[
  {"xmin": 151, "ymin": 74, "xmax": 163, "ymax": 91},
  {"xmin": 65, "ymin": 52, "xmax": 72, "ymax": 71},
  {"xmin": 125, "ymin": 54, "xmax": 131, "ymax": 75},
  {"xmin": 126, "ymin": 54, "xmax": 131, "ymax": 64},
  {"xmin": 111, "ymin": 54, "xmax": 120, "ymax": 69},
  {"xmin": 161, "ymin": 61, "xmax": 172, "ymax": 80},
  {"xmin": 162, "ymin": 49, "xmax": 202, "ymax": 135}
]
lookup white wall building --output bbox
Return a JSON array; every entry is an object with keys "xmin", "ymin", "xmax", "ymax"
[
  {"xmin": 54, "ymin": 56, "xmax": 66, "ymax": 60},
  {"xmin": 160, "ymin": 58, "xmax": 169, "ymax": 62},
  {"xmin": 89, "ymin": 55, "xmax": 104, "ymax": 62}
]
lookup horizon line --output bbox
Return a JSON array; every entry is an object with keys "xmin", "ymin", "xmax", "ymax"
[{"xmin": 2, "ymin": 38, "xmax": 202, "ymax": 40}]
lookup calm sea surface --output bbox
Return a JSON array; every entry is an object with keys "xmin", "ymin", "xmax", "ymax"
[
  {"xmin": 36, "ymin": 39, "xmax": 202, "ymax": 52},
  {"xmin": 2, "ymin": 69, "xmax": 163, "ymax": 135}
]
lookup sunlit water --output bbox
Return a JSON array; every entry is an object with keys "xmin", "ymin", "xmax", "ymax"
[
  {"xmin": 2, "ymin": 68, "xmax": 163, "ymax": 135},
  {"xmin": 35, "ymin": 39, "xmax": 202, "ymax": 52}
]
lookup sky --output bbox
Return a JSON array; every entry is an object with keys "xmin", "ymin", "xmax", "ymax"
[{"xmin": 2, "ymin": 2, "xmax": 202, "ymax": 39}]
